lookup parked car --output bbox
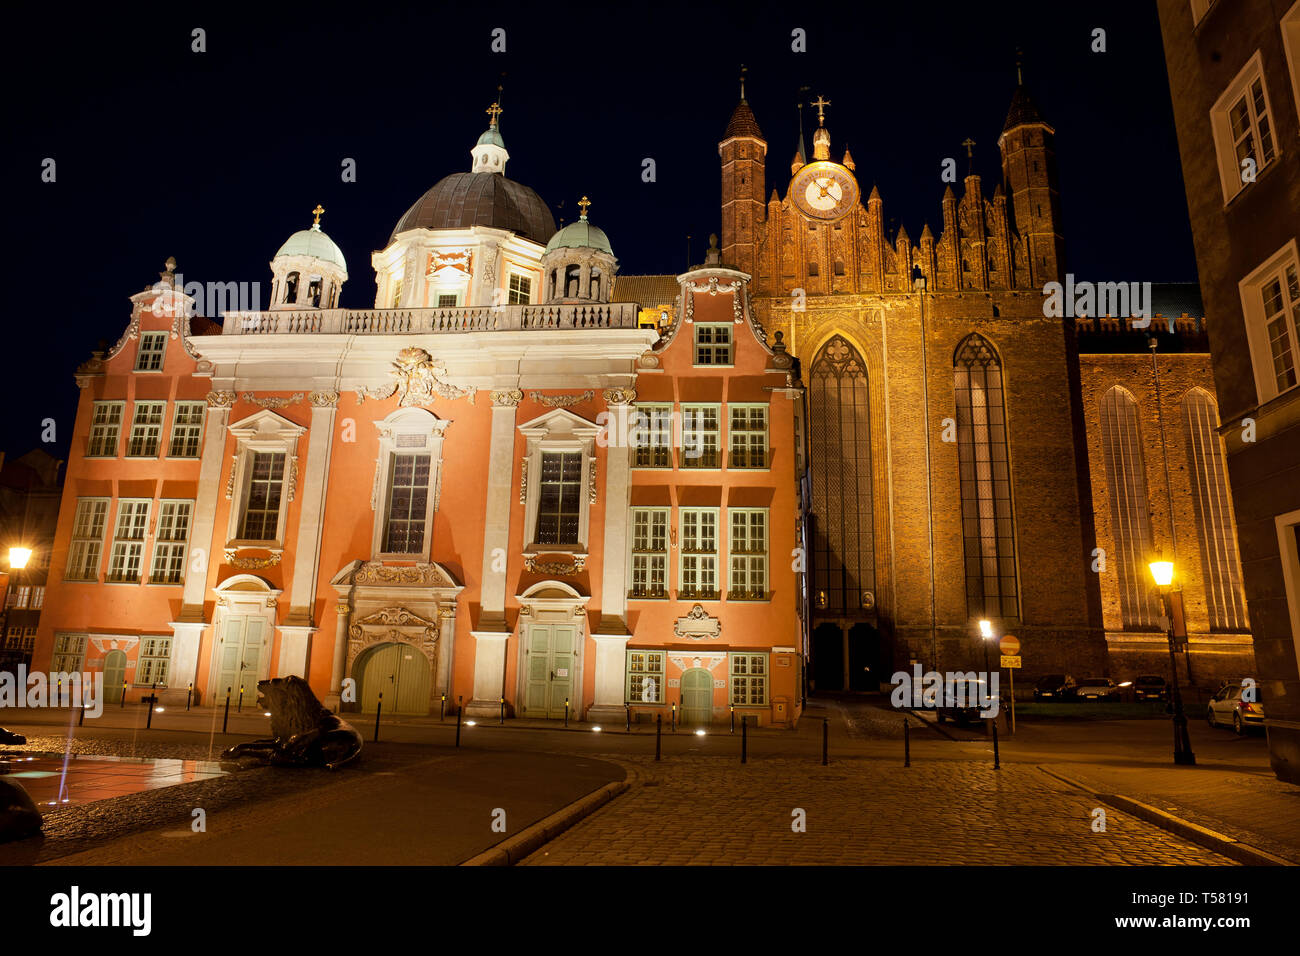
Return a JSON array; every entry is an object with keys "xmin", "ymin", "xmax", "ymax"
[
  {"xmin": 1033, "ymin": 674, "xmax": 1076, "ymax": 700},
  {"xmin": 935, "ymin": 679, "xmax": 987, "ymax": 725},
  {"xmin": 1074, "ymin": 677, "xmax": 1119, "ymax": 701},
  {"xmin": 1207, "ymin": 682, "xmax": 1266, "ymax": 735},
  {"xmin": 1133, "ymin": 675, "xmax": 1168, "ymax": 702}
]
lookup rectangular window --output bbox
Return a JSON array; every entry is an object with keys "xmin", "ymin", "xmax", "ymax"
[
  {"xmin": 383, "ymin": 453, "xmax": 431, "ymax": 554},
  {"xmin": 66, "ymin": 498, "xmax": 110, "ymax": 581},
  {"xmin": 12, "ymin": 586, "xmax": 31, "ymax": 608},
  {"xmin": 31, "ymin": 586, "xmax": 45, "ymax": 609},
  {"xmin": 149, "ymin": 499, "xmax": 193, "ymax": 584},
  {"xmin": 630, "ymin": 508, "xmax": 669, "ymax": 598},
  {"xmin": 1241, "ymin": 242, "xmax": 1300, "ymax": 403},
  {"xmin": 127, "ymin": 401, "xmax": 166, "ymax": 457},
  {"xmin": 694, "ymin": 324, "xmax": 732, "ymax": 365},
  {"xmin": 681, "ymin": 405, "xmax": 720, "ymax": 468},
  {"xmin": 52, "ymin": 633, "xmax": 87, "ymax": 673},
  {"xmin": 508, "ymin": 274, "xmax": 532, "ymax": 304},
  {"xmin": 632, "ymin": 405, "xmax": 673, "ymax": 468},
  {"xmin": 136, "ymin": 636, "xmax": 172, "ymax": 686},
  {"xmin": 168, "ymin": 401, "xmax": 205, "ymax": 457},
  {"xmin": 730, "ymin": 652, "xmax": 768, "ymax": 706},
  {"xmin": 240, "ymin": 452, "xmax": 286, "ymax": 541},
  {"xmin": 626, "ymin": 650, "xmax": 665, "ymax": 703},
  {"xmin": 107, "ymin": 499, "xmax": 150, "ymax": 583},
  {"xmin": 1211, "ymin": 52, "xmax": 1278, "ymax": 203},
  {"xmin": 436, "ymin": 293, "xmax": 458, "ymax": 308},
  {"xmin": 729, "ymin": 509, "xmax": 768, "ymax": 599},
  {"xmin": 680, "ymin": 508, "xmax": 719, "ymax": 598},
  {"xmin": 21, "ymin": 628, "xmax": 36, "ymax": 652},
  {"xmin": 391, "ymin": 279, "xmax": 403, "ymax": 308},
  {"xmin": 87, "ymin": 401, "xmax": 124, "ymax": 457},
  {"xmin": 135, "ymin": 331, "xmax": 167, "ymax": 371},
  {"xmin": 728, "ymin": 405, "xmax": 768, "ymax": 468},
  {"xmin": 535, "ymin": 452, "xmax": 583, "ymax": 545}
]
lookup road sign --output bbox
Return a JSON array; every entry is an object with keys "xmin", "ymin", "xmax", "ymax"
[
  {"xmin": 1000, "ymin": 655, "xmax": 1021, "ymax": 668},
  {"xmin": 999, "ymin": 635, "xmax": 1020, "ymax": 655}
]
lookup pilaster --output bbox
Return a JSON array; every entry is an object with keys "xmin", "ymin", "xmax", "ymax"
[
  {"xmin": 179, "ymin": 391, "xmax": 233, "ymax": 622},
  {"xmin": 284, "ymin": 391, "xmax": 339, "ymax": 627}
]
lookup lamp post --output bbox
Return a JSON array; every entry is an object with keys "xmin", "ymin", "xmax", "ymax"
[
  {"xmin": 1149, "ymin": 558, "xmax": 1195, "ymax": 766},
  {"xmin": 978, "ymin": 618, "xmax": 994, "ymax": 676}
]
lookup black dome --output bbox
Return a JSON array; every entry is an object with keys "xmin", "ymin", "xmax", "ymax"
[{"xmin": 390, "ymin": 172, "xmax": 557, "ymax": 245}]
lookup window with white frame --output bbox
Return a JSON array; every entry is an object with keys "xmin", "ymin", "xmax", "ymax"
[
  {"xmin": 127, "ymin": 401, "xmax": 166, "ymax": 457},
  {"xmin": 5, "ymin": 626, "xmax": 20, "ymax": 647},
  {"xmin": 383, "ymin": 453, "xmax": 432, "ymax": 554},
  {"xmin": 1240, "ymin": 241, "xmax": 1300, "ymax": 404},
  {"xmin": 370, "ymin": 408, "xmax": 448, "ymax": 561},
  {"xmin": 536, "ymin": 452, "xmax": 583, "ymax": 545},
  {"xmin": 88, "ymin": 401, "xmax": 123, "ymax": 457},
  {"xmin": 626, "ymin": 650, "xmax": 665, "ymax": 703},
  {"xmin": 51, "ymin": 633, "xmax": 87, "ymax": 673},
  {"xmin": 136, "ymin": 636, "xmax": 172, "ymax": 686},
  {"xmin": 508, "ymin": 274, "xmax": 532, "ymax": 304},
  {"xmin": 239, "ymin": 452, "xmax": 286, "ymax": 541},
  {"xmin": 728, "ymin": 405, "xmax": 768, "ymax": 468},
  {"xmin": 436, "ymin": 293, "xmax": 458, "ymax": 307},
  {"xmin": 107, "ymin": 499, "xmax": 150, "ymax": 583},
  {"xmin": 630, "ymin": 508, "xmax": 669, "ymax": 598},
  {"xmin": 135, "ymin": 331, "xmax": 167, "ymax": 371},
  {"xmin": 1210, "ymin": 51, "xmax": 1278, "ymax": 203},
  {"xmin": 66, "ymin": 498, "xmax": 109, "ymax": 581},
  {"xmin": 168, "ymin": 401, "xmax": 205, "ymax": 457},
  {"xmin": 150, "ymin": 500, "xmax": 192, "ymax": 584},
  {"xmin": 227, "ymin": 411, "xmax": 305, "ymax": 548},
  {"xmin": 729, "ymin": 509, "xmax": 768, "ymax": 599},
  {"xmin": 632, "ymin": 404, "xmax": 673, "ymax": 468},
  {"xmin": 21, "ymin": 628, "xmax": 35, "ymax": 652},
  {"xmin": 6, "ymin": 586, "xmax": 30, "ymax": 608},
  {"xmin": 680, "ymin": 508, "xmax": 719, "ymax": 598},
  {"xmin": 681, "ymin": 405, "xmax": 720, "ymax": 468},
  {"xmin": 730, "ymin": 652, "xmax": 768, "ymax": 705},
  {"xmin": 694, "ymin": 323, "xmax": 732, "ymax": 365},
  {"xmin": 519, "ymin": 410, "xmax": 600, "ymax": 554},
  {"xmin": 31, "ymin": 586, "xmax": 44, "ymax": 609}
]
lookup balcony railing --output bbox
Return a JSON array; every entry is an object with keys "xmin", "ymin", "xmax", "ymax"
[{"xmin": 219, "ymin": 302, "xmax": 643, "ymax": 336}]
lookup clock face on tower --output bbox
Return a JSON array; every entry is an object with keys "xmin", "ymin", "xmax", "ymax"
[{"xmin": 790, "ymin": 160, "xmax": 860, "ymax": 223}]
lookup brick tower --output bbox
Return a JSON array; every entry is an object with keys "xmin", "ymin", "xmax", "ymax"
[
  {"xmin": 998, "ymin": 81, "xmax": 1064, "ymax": 286},
  {"xmin": 719, "ymin": 72, "xmax": 767, "ymax": 275}
]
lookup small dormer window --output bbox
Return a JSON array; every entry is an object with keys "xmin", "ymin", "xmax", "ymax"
[{"xmin": 284, "ymin": 272, "xmax": 299, "ymax": 304}]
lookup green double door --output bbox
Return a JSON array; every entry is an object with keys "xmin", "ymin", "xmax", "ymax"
[
  {"xmin": 359, "ymin": 642, "xmax": 430, "ymax": 715},
  {"xmin": 214, "ymin": 616, "xmax": 266, "ymax": 704},
  {"xmin": 524, "ymin": 624, "xmax": 577, "ymax": 719}
]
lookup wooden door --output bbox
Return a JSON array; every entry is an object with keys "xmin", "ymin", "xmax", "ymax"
[
  {"xmin": 103, "ymin": 650, "xmax": 126, "ymax": 703},
  {"xmin": 524, "ymin": 624, "xmax": 578, "ymax": 719},
  {"xmin": 681, "ymin": 668, "xmax": 713, "ymax": 725}
]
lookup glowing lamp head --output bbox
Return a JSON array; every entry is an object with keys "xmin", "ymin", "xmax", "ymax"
[
  {"xmin": 694, "ymin": 729, "xmax": 706, "ymax": 737},
  {"xmin": 8, "ymin": 547, "xmax": 32, "ymax": 569},
  {"xmin": 978, "ymin": 619, "xmax": 993, "ymax": 640},
  {"xmin": 1149, "ymin": 560, "xmax": 1174, "ymax": 588}
]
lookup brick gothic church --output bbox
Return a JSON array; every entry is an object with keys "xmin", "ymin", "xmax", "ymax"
[{"xmin": 30, "ymin": 77, "xmax": 1253, "ymax": 722}]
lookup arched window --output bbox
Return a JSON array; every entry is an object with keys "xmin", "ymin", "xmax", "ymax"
[
  {"xmin": 1098, "ymin": 386, "xmax": 1160, "ymax": 628},
  {"xmin": 809, "ymin": 336, "xmax": 874, "ymax": 613},
  {"xmin": 283, "ymin": 272, "xmax": 299, "ymax": 304},
  {"xmin": 953, "ymin": 334, "xmax": 1019, "ymax": 618},
  {"xmin": 1182, "ymin": 388, "xmax": 1248, "ymax": 630}
]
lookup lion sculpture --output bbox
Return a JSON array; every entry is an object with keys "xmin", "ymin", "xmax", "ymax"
[{"xmin": 220, "ymin": 675, "xmax": 362, "ymax": 770}]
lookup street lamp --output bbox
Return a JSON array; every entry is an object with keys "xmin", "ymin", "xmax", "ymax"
[
  {"xmin": 1149, "ymin": 558, "xmax": 1195, "ymax": 766},
  {"xmin": 9, "ymin": 548, "xmax": 32, "ymax": 570},
  {"xmin": 978, "ymin": 618, "xmax": 994, "ymax": 676},
  {"xmin": 0, "ymin": 546, "xmax": 32, "ymax": 661}
]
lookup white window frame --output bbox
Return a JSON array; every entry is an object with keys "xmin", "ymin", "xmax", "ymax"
[
  {"xmin": 1276, "ymin": 508, "xmax": 1300, "ymax": 671},
  {"xmin": 87, "ymin": 401, "xmax": 124, "ymax": 458},
  {"xmin": 126, "ymin": 401, "xmax": 166, "ymax": 457},
  {"xmin": 150, "ymin": 499, "xmax": 193, "ymax": 585},
  {"xmin": 631, "ymin": 404, "xmax": 674, "ymax": 469},
  {"xmin": 107, "ymin": 498, "xmax": 151, "ymax": 583},
  {"xmin": 135, "ymin": 635, "xmax": 172, "ymax": 687},
  {"xmin": 370, "ymin": 408, "xmax": 449, "ymax": 562},
  {"xmin": 679, "ymin": 507, "xmax": 720, "ymax": 600},
  {"xmin": 728, "ymin": 404, "xmax": 769, "ymax": 469},
  {"xmin": 507, "ymin": 272, "xmax": 532, "ymax": 305},
  {"xmin": 1209, "ymin": 51, "xmax": 1280, "ymax": 205},
  {"xmin": 728, "ymin": 508, "xmax": 769, "ymax": 600},
  {"xmin": 1190, "ymin": 0, "xmax": 1217, "ymax": 27},
  {"xmin": 694, "ymin": 323, "xmax": 733, "ymax": 366},
  {"xmin": 626, "ymin": 649, "xmax": 665, "ymax": 703},
  {"xmin": 226, "ymin": 411, "xmax": 306, "ymax": 550},
  {"xmin": 51, "ymin": 633, "xmax": 87, "ymax": 673},
  {"xmin": 1239, "ymin": 239, "xmax": 1300, "ymax": 405},
  {"xmin": 66, "ymin": 497, "xmax": 110, "ymax": 581},
  {"xmin": 168, "ymin": 401, "xmax": 206, "ymax": 458},
  {"xmin": 31, "ymin": 586, "xmax": 44, "ymax": 609},
  {"xmin": 729, "ymin": 651, "xmax": 769, "ymax": 706},
  {"xmin": 681, "ymin": 404, "xmax": 721, "ymax": 469},
  {"xmin": 629, "ymin": 507, "xmax": 670, "ymax": 599},
  {"xmin": 135, "ymin": 331, "xmax": 168, "ymax": 372},
  {"xmin": 518, "ymin": 409, "xmax": 601, "ymax": 557}
]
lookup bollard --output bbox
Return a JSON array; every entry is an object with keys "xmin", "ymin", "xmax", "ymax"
[
  {"xmin": 903, "ymin": 718, "xmax": 910, "ymax": 767},
  {"xmin": 730, "ymin": 706, "xmax": 735, "ymax": 735},
  {"xmin": 992, "ymin": 720, "xmax": 1000, "ymax": 770},
  {"xmin": 145, "ymin": 697, "xmax": 154, "ymax": 730},
  {"xmin": 455, "ymin": 696, "xmax": 463, "ymax": 747},
  {"xmin": 440, "ymin": 694, "xmax": 446, "ymax": 722},
  {"xmin": 741, "ymin": 715, "xmax": 748, "ymax": 764},
  {"xmin": 500, "ymin": 697, "xmax": 505, "ymax": 725},
  {"xmin": 120, "ymin": 681, "xmax": 127, "ymax": 708},
  {"xmin": 238, "ymin": 686, "xmax": 245, "ymax": 713},
  {"xmin": 671, "ymin": 701, "xmax": 676, "ymax": 734},
  {"xmin": 79, "ymin": 699, "xmax": 86, "ymax": 726},
  {"xmin": 564, "ymin": 697, "xmax": 570, "ymax": 728},
  {"xmin": 186, "ymin": 682, "xmax": 193, "ymax": 711},
  {"xmin": 822, "ymin": 717, "xmax": 829, "ymax": 766},
  {"xmin": 222, "ymin": 687, "xmax": 231, "ymax": 733},
  {"xmin": 626, "ymin": 705, "xmax": 631, "ymax": 733},
  {"xmin": 374, "ymin": 693, "xmax": 383, "ymax": 743},
  {"xmin": 655, "ymin": 714, "xmax": 662, "ymax": 761}
]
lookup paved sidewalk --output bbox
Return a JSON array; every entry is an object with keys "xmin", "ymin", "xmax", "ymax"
[{"xmin": 520, "ymin": 755, "xmax": 1234, "ymax": 865}]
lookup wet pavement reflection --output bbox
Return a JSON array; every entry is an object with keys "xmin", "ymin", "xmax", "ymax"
[{"xmin": 0, "ymin": 751, "xmax": 225, "ymax": 806}]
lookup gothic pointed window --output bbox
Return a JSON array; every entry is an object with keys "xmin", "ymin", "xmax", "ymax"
[
  {"xmin": 1098, "ymin": 386, "xmax": 1160, "ymax": 628},
  {"xmin": 809, "ymin": 335, "xmax": 874, "ymax": 614},
  {"xmin": 953, "ymin": 334, "xmax": 1019, "ymax": 618}
]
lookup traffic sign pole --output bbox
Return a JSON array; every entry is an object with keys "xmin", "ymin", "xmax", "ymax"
[{"xmin": 999, "ymin": 635, "xmax": 1021, "ymax": 735}]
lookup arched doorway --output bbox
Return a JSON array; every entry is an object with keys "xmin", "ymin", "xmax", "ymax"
[
  {"xmin": 812, "ymin": 623, "xmax": 844, "ymax": 692},
  {"xmin": 681, "ymin": 668, "xmax": 713, "ymax": 725},
  {"xmin": 355, "ymin": 641, "xmax": 431, "ymax": 715},
  {"xmin": 103, "ymin": 649, "xmax": 126, "ymax": 703}
]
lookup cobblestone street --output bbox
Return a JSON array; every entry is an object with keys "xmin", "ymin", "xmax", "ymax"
[{"xmin": 521, "ymin": 756, "xmax": 1235, "ymax": 865}]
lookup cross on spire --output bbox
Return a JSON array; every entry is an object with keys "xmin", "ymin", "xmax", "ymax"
[
  {"xmin": 739, "ymin": 64, "xmax": 747, "ymax": 101},
  {"xmin": 810, "ymin": 94, "xmax": 831, "ymax": 125},
  {"xmin": 486, "ymin": 101, "xmax": 503, "ymax": 128},
  {"xmin": 1015, "ymin": 47, "xmax": 1024, "ymax": 85},
  {"xmin": 312, "ymin": 204, "xmax": 325, "ymax": 227},
  {"xmin": 962, "ymin": 137, "xmax": 976, "ymax": 175},
  {"xmin": 578, "ymin": 195, "xmax": 591, "ymax": 220}
]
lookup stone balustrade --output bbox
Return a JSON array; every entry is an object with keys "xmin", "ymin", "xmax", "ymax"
[{"xmin": 222, "ymin": 302, "xmax": 643, "ymax": 335}]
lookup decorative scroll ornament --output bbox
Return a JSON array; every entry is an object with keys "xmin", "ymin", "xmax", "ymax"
[
  {"xmin": 601, "ymin": 387, "xmax": 637, "ymax": 405},
  {"xmin": 240, "ymin": 392, "xmax": 304, "ymax": 409},
  {"xmin": 491, "ymin": 389, "xmax": 524, "ymax": 407},
  {"xmin": 745, "ymin": 288, "xmax": 768, "ymax": 343},
  {"xmin": 207, "ymin": 390, "xmax": 236, "ymax": 408},
  {"xmin": 223, "ymin": 550, "xmax": 282, "ymax": 569},
  {"xmin": 348, "ymin": 605, "xmax": 439, "ymax": 652},
  {"xmin": 286, "ymin": 455, "xmax": 299, "ymax": 502},
  {"xmin": 519, "ymin": 457, "xmax": 528, "ymax": 504},
  {"xmin": 637, "ymin": 353, "xmax": 660, "ymax": 369},
  {"xmin": 668, "ymin": 652, "xmax": 729, "ymax": 671},
  {"xmin": 225, "ymin": 455, "xmax": 238, "ymax": 499},
  {"xmin": 308, "ymin": 390, "xmax": 340, "ymax": 407},
  {"xmin": 673, "ymin": 603, "xmax": 722, "ymax": 640},
  {"xmin": 523, "ymin": 554, "xmax": 586, "ymax": 575},
  {"xmin": 357, "ymin": 348, "xmax": 473, "ymax": 405},
  {"xmin": 353, "ymin": 561, "xmax": 453, "ymax": 587},
  {"xmin": 527, "ymin": 390, "xmax": 594, "ymax": 408},
  {"xmin": 588, "ymin": 459, "xmax": 598, "ymax": 503}
]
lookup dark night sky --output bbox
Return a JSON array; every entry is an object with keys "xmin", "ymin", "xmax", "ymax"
[{"xmin": 2, "ymin": 0, "xmax": 1195, "ymax": 459}]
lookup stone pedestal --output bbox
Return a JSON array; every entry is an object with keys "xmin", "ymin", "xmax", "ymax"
[
  {"xmin": 276, "ymin": 625, "xmax": 315, "ymax": 678},
  {"xmin": 587, "ymin": 631, "xmax": 631, "ymax": 722},
  {"xmin": 162, "ymin": 621, "xmax": 207, "ymax": 705},
  {"xmin": 466, "ymin": 630, "xmax": 510, "ymax": 717}
]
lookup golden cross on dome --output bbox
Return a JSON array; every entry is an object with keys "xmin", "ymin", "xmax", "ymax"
[
  {"xmin": 312, "ymin": 204, "xmax": 325, "ymax": 226},
  {"xmin": 578, "ymin": 195, "xmax": 591, "ymax": 219},
  {"xmin": 810, "ymin": 95, "xmax": 831, "ymax": 125},
  {"xmin": 486, "ymin": 102, "xmax": 503, "ymax": 127}
]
